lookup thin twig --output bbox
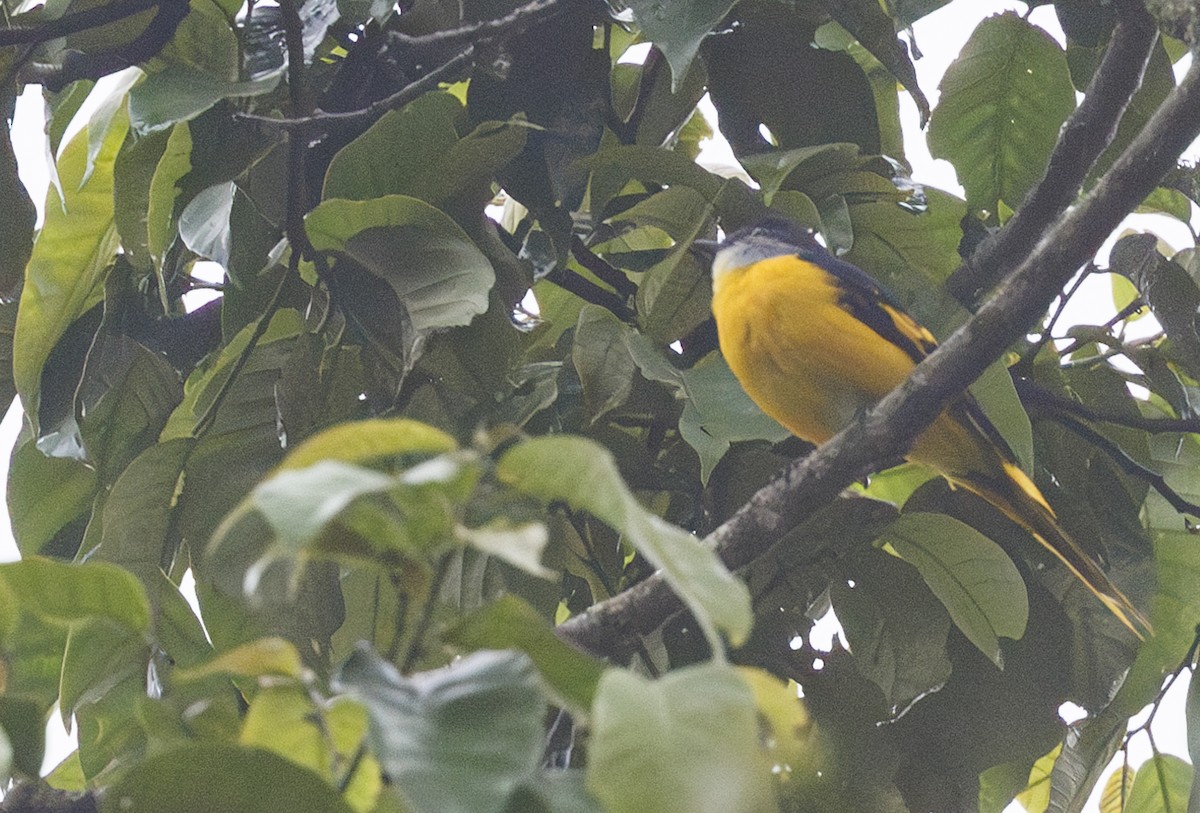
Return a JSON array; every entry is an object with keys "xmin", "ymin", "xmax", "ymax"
[
  {"xmin": 571, "ymin": 236, "xmax": 638, "ymax": 298},
  {"xmin": 388, "ymin": 0, "xmax": 565, "ymax": 50},
  {"xmin": 237, "ymin": 47, "xmax": 476, "ymax": 138},
  {"xmin": 1018, "ymin": 379, "xmax": 1200, "ymax": 435},
  {"xmin": 1044, "ymin": 412, "xmax": 1200, "ymax": 517}
]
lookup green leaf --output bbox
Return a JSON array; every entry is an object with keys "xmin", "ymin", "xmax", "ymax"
[
  {"xmin": 1125, "ymin": 754, "xmax": 1192, "ymax": 813},
  {"xmin": 445, "ymin": 595, "xmax": 606, "ymax": 712},
  {"xmin": 624, "ymin": 0, "xmax": 735, "ymax": 89},
  {"xmin": 928, "ymin": 13, "xmax": 1075, "ymax": 218},
  {"xmin": 7, "ymin": 438, "xmax": 98, "ymax": 556},
  {"xmin": 879, "ymin": 512, "xmax": 1029, "ymax": 666},
  {"xmin": 145, "ymin": 116, "xmax": 192, "ymax": 271},
  {"xmin": 830, "ymin": 547, "xmax": 951, "ymax": 712},
  {"xmin": 323, "ymin": 92, "xmax": 526, "ymax": 208},
  {"xmin": 844, "ymin": 187, "xmax": 968, "ymax": 336},
  {"xmin": 252, "ymin": 461, "xmax": 396, "ymax": 550},
  {"xmin": 498, "ymin": 435, "xmax": 752, "ymax": 647},
  {"xmin": 816, "ymin": 2, "xmax": 930, "ymax": 125},
  {"xmin": 1014, "ymin": 744, "xmax": 1059, "ymax": 813},
  {"xmin": 160, "ymin": 308, "xmax": 304, "ymax": 440},
  {"xmin": 238, "ymin": 687, "xmax": 381, "ymax": 812},
  {"xmin": 969, "ymin": 361, "xmax": 1034, "ymax": 474},
  {"xmin": 96, "ymin": 439, "xmax": 194, "ymax": 590},
  {"xmin": 580, "ymin": 144, "xmax": 760, "ymax": 223},
  {"xmin": 103, "ymin": 742, "xmax": 354, "ymax": 813},
  {"xmin": 0, "ymin": 557, "xmax": 151, "ymax": 633},
  {"xmin": 572, "ymin": 305, "xmax": 638, "ymax": 423},
  {"xmin": 0, "ymin": 121, "xmax": 35, "ymax": 298},
  {"xmin": 14, "ymin": 103, "xmax": 128, "ymax": 422},
  {"xmin": 677, "ymin": 354, "xmax": 791, "ymax": 484},
  {"xmin": 455, "ymin": 522, "xmax": 554, "ymax": 579},
  {"xmin": 128, "ymin": 64, "xmax": 280, "ymax": 134},
  {"xmin": 335, "ymin": 647, "xmax": 546, "ymax": 813},
  {"xmin": 586, "ymin": 663, "xmax": 775, "ymax": 813},
  {"xmin": 306, "ymin": 196, "xmax": 495, "ymax": 333},
  {"xmin": 0, "ymin": 697, "xmax": 45, "ymax": 778},
  {"xmin": 60, "ymin": 617, "xmax": 144, "ymax": 717},
  {"xmin": 278, "ymin": 418, "xmax": 458, "ymax": 471},
  {"xmin": 177, "ymin": 636, "xmax": 305, "ymax": 681}
]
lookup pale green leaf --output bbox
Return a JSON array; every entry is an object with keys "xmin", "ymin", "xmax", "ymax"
[
  {"xmin": 497, "ymin": 435, "xmax": 752, "ymax": 647},
  {"xmin": 880, "ymin": 511, "xmax": 1029, "ymax": 666},
  {"xmin": 586, "ymin": 663, "xmax": 774, "ymax": 813}
]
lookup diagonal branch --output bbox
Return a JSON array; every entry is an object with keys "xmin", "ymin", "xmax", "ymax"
[
  {"xmin": 0, "ymin": 0, "xmax": 159, "ymax": 45},
  {"xmin": 556, "ymin": 52, "xmax": 1200, "ymax": 660}
]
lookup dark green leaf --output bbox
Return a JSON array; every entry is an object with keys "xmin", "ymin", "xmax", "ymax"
[
  {"xmin": 498, "ymin": 435, "xmax": 752, "ymax": 646},
  {"xmin": 306, "ymin": 196, "xmax": 495, "ymax": 333},
  {"xmin": 928, "ymin": 13, "xmax": 1075, "ymax": 219},
  {"xmin": 336, "ymin": 647, "xmax": 546, "ymax": 813},
  {"xmin": 103, "ymin": 742, "xmax": 354, "ymax": 813},
  {"xmin": 445, "ymin": 595, "xmax": 607, "ymax": 712},
  {"xmin": 830, "ymin": 547, "xmax": 952, "ymax": 712},
  {"xmin": 586, "ymin": 663, "xmax": 775, "ymax": 813},
  {"xmin": 879, "ymin": 512, "xmax": 1029, "ymax": 666}
]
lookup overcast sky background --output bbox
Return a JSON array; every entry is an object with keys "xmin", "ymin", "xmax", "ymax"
[{"xmin": 4, "ymin": 0, "xmax": 1198, "ymax": 806}]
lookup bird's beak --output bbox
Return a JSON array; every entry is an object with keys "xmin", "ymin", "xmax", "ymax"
[{"xmin": 689, "ymin": 238, "xmax": 720, "ymax": 261}]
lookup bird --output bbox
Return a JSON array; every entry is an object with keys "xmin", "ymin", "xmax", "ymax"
[{"xmin": 706, "ymin": 215, "xmax": 1150, "ymax": 637}]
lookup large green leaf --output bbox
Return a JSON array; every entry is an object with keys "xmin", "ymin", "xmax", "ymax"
[
  {"xmin": 7, "ymin": 438, "xmax": 97, "ymax": 557},
  {"xmin": 323, "ymin": 92, "xmax": 526, "ymax": 208},
  {"xmin": 879, "ymin": 512, "xmax": 1029, "ymax": 666},
  {"xmin": 0, "ymin": 121, "xmax": 34, "ymax": 298},
  {"xmin": 830, "ymin": 547, "xmax": 951, "ymax": 713},
  {"xmin": 96, "ymin": 439, "xmax": 195, "ymax": 589},
  {"xmin": 335, "ymin": 647, "xmax": 546, "ymax": 813},
  {"xmin": 305, "ymin": 196, "xmax": 495, "ymax": 333},
  {"xmin": 676, "ymin": 354, "xmax": 792, "ymax": 484},
  {"xmin": 0, "ymin": 557, "xmax": 151, "ymax": 633},
  {"xmin": 624, "ymin": 0, "xmax": 735, "ymax": 88},
  {"xmin": 1125, "ymin": 754, "xmax": 1192, "ymax": 813},
  {"xmin": 498, "ymin": 435, "xmax": 752, "ymax": 647},
  {"xmin": 928, "ymin": 12, "xmax": 1076, "ymax": 218},
  {"xmin": 160, "ymin": 308, "xmax": 304, "ymax": 440},
  {"xmin": 14, "ymin": 103, "xmax": 128, "ymax": 422},
  {"xmin": 445, "ymin": 595, "xmax": 607, "ymax": 713},
  {"xmin": 586, "ymin": 663, "xmax": 775, "ymax": 813},
  {"xmin": 102, "ymin": 742, "xmax": 354, "ymax": 813},
  {"xmin": 277, "ymin": 417, "xmax": 457, "ymax": 471}
]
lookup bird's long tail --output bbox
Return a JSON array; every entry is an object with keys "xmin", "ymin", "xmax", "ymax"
[{"xmin": 953, "ymin": 460, "xmax": 1152, "ymax": 638}]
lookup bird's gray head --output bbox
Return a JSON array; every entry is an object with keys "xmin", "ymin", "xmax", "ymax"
[{"xmin": 710, "ymin": 217, "xmax": 823, "ymax": 282}]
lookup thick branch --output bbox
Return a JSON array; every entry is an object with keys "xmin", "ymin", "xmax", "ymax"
[
  {"xmin": 18, "ymin": 0, "xmax": 189, "ymax": 91},
  {"xmin": 0, "ymin": 0, "xmax": 159, "ymax": 45},
  {"xmin": 557, "ymin": 53, "xmax": 1200, "ymax": 660},
  {"xmin": 946, "ymin": 1, "xmax": 1158, "ymax": 306}
]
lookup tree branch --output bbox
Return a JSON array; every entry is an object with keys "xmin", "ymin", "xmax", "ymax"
[
  {"xmin": 1041, "ymin": 411, "xmax": 1200, "ymax": 517},
  {"xmin": 557, "ymin": 52, "xmax": 1200, "ymax": 660},
  {"xmin": 1017, "ymin": 377, "xmax": 1200, "ymax": 434},
  {"xmin": 0, "ymin": 0, "xmax": 159, "ymax": 45},
  {"xmin": 946, "ymin": 0, "xmax": 1158, "ymax": 306},
  {"xmin": 18, "ymin": 0, "xmax": 190, "ymax": 91},
  {"xmin": 237, "ymin": 47, "xmax": 476, "ymax": 138}
]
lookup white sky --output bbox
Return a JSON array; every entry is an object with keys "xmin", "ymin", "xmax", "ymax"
[{"xmin": 3, "ymin": 0, "xmax": 1197, "ymax": 803}]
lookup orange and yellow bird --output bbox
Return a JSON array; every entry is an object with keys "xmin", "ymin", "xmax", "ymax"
[{"xmin": 708, "ymin": 216, "xmax": 1150, "ymax": 636}]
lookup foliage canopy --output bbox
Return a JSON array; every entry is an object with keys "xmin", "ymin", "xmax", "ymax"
[{"xmin": 1, "ymin": 0, "xmax": 1200, "ymax": 811}]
